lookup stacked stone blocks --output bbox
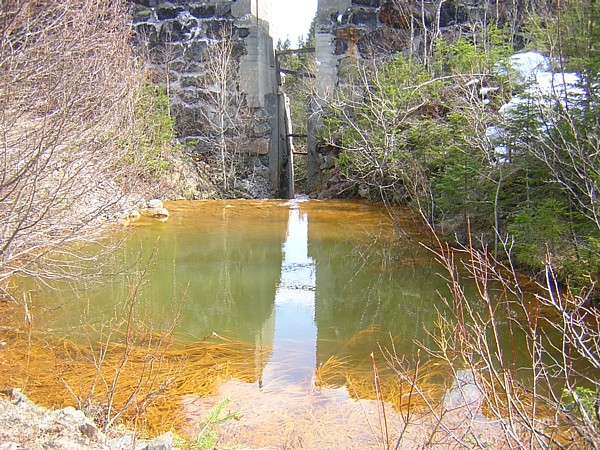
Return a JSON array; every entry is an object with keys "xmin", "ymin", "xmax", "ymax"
[{"xmin": 130, "ymin": 1, "xmax": 275, "ymax": 156}]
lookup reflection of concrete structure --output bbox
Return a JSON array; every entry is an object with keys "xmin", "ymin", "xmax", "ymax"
[
  {"xmin": 260, "ymin": 201, "xmax": 317, "ymax": 388},
  {"xmin": 307, "ymin": 203, "xmax": 444, "ymax": 372},
  {"xmin": 117, "ymin": 202, "xmax": 290, "ymax": 383}
]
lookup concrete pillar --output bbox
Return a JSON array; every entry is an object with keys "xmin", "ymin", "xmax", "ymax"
[
  {"xmin": 315, "ymin": 0, "xmax": 351, "ymax": 101},
  {"xmin": 235, "ymin": 1, "xmax": 277, "ymax": 108},
  {"xmin": 306, "ymin": 96, "xmax": 321, "ymax": 194},
  {"xmin": 307, "ymin": 1, "xmax": 352, "ymax": 193},
  {"xmin": 232, "ymin": 0, "xmax": 272, "ymax": 21}
]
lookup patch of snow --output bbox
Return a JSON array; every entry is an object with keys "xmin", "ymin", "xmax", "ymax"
[
  {"xmin": 487, "ymin": 51, "xmax": 587, "ymax": 157},
  {"xmin": 532, "ymin": 71, "xmax": 583, "ymax": 99},
  {"xmin": 504, "ymin": 51, "xmax": 550, "ymax": 83},
  {"xmin": 480, "ymin": 86, "xmax": 499, "ymax": 96},
  {"xmin": 498, "ymin": 95, "xmax": 533, "ymax": 120},
  {"xmin": 485, "ymin": 125, "xmax": 504, "ymax": 146}
]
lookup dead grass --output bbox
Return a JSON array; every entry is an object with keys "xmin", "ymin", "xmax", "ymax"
[
  {"xmin": 0, "ymin": 305, "xmax": 268, "ymax": 437},
  {"xmin": 0, "ymin": 300, "xmax": 456, "ymax": 448}
]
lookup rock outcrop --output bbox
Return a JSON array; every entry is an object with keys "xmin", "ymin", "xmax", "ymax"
[{"xmin": 0, "ymin": 390, "xmax": 176, "ymax": 450}]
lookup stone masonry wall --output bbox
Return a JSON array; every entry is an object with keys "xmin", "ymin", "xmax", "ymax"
[
  {"xmin": 316, "ymin": 0, "xmax": 520, "ymax": 95},
  {"xmin": 130, "ymin": 0, "xmax": 283, "ymax": 197},
  {"xmin": 127, "ymin": 0, "xmax": 523, "ymax": 197}
]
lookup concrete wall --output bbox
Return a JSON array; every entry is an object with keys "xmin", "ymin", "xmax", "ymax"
[
  {"xmin": 128, "ymin": 0, "xmax": 520, "ymax": 198},
  {"xmin": 231, "ymin": 0, "xmax": 271, "ymax": 23}
]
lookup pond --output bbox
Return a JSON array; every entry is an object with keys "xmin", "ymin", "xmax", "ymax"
[
  {"xmin": 4, "ymin": 198, "xmax": 532, "ymax": 447},
  {"xmin": 35, "ymin": 198, "xmax": 462, "ymax": 372}
]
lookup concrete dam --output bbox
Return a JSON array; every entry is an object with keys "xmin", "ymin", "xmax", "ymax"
[{"xmin": 130, "ymin": 0, "xmax": 508, "ymax": 198}]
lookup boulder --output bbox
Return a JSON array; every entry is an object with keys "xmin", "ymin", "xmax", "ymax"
[
  {"xmin": 79, "ymin": 420, "xmax": 98, "ymax": 439},
  {"xmin": 143, "ymin": 432, "xmax": 174, "ymax": 450},
  {"xmin": 147, "ymin": 199, "xmax": 164, "ymax": 209},
  {"xmin": 124, "ymin": 210, "xmax": 142, "ymax": 222},
  {"xmin": 444, "ymin": 369, "xmax": 484, "ymax": 416}
]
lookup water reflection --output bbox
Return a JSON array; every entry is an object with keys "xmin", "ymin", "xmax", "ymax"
[
  {"xmin": 10, "ymin": 199, "xmax": 551, "ymax": 446},
  {"xmin": 29, "ymin": 199, "xmax": 458, "ymax": 389},
  {"xmin": 261, "ymin": 201, "xmax": 317, "ymax": 389}
]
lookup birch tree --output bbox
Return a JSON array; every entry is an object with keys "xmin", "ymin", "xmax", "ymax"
[{"xmin": 199, "ymin": 25, "xmax": 250, "ymax": 195}]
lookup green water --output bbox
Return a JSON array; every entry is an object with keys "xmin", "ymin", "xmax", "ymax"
[{"xmin": 28, "ymin": 198, "xmax": 524, "ymax": 390}]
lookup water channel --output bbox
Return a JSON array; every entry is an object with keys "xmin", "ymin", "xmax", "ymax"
[{"xmin": 14, "ymin": 198, "xmax": 530, "ymax": 446}]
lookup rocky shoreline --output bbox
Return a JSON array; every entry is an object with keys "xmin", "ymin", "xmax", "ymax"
[{"xmin": 0, "ymin": 390, "xmax": 176, "ymax": 450}]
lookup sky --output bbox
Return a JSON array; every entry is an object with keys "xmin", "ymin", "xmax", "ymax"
[{"xmin": 269, "ymin": 0, "xmax": 318, "ymax": 46}]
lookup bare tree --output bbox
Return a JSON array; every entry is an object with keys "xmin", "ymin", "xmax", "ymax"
[
  {"xmin": 0, "ymin": 0, "xmax": 141, "ymax": 293},
  {"xmin": 198, "ymin": 25, "xmax": 250, "ymax": 195},
  {"xmin": 385, "ymin": 229, "xmax": 600, "ymax": 449},
  {"xmin": 320, "ymin": 58, "xmax": 431, "ymax": 204}
]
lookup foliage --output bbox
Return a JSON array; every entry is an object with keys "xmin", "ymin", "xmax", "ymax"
[
  {"xmin": 123, "ymin": 84, "xmax": 178, "ymax": 178},
  {"xmin": 508, "ymin": 198, "xmax": 570, "ymax": 271},
  {"xmin": 496, "ymin": 0, "xmax": 600, "ymax": 280},
  {"xmin": 561, "ymin": 386, "xmax": 600, "ymax": 427},
  {"xmin": 0, "ymin": 0, "xmax": 143, "ymax": 291},
  {"xmin": 432, "ymin": 156, "xmax": 493, "ymax": 226},
  {"xmin": 184, "ymin": 399, "xmax": 240, "ymax": 450},
  {"xmin": 322, "ymin": 55, "xmax": 450, "ymax": 203},
  {"xmin": 525, "ymin": 0, "xmax": 600, "ymax": 80},
  {"xmin": 433, "ymin": 24, "xmax": 513, "ymax": 76},
  {"xmin": 386, "ymin": 236, "xmax": 600, "ymax": 448},
  {"xmin": 322, "ymin": 31, "xmax": 510, "ymax": 225},
  {"xmin": 321, "ymin": 10, "xmax": 600, "ymax": 282}
]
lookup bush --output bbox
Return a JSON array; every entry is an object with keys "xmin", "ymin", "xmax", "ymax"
[
  {"xmin": 0, "ymin": 0, "xmax": 143, "ymax": 288},
  {"xmin": 122, "ymin": 84, "xmax": 178, "ymax": 178}
]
